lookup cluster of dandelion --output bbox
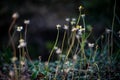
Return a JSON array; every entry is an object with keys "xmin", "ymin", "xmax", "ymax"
[
  {"xmin": 8, "ymin": 12, "xmax": 31, "ymax": 80},
  {"xmin": 1, "ymin": 5, "xmax": 120, "ymax": 80},
  {"xmin": 44, "ymin": 5, "xmax": 120, "ymax": 80}
]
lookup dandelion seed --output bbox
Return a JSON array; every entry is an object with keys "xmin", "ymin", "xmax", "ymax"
[
  {"xmin": 65, "ymin": 18, "xmax": 70, "ymax": 22},
  {"xmin": 79, "ymin": 5, "xmax": 83, "ymax": 10},
  {"xmin": 88, "ymin": 43, "xmax": 94, "ymax": 48},
  {"xmin": 81, "ymin": 14, "xmax": 85, "ymax": 18},
  {"xmin": 18, "ymin": 39, "xmax": 26, "ymax": 48},
  {"xmin": 56, "ymin": 24, "xmax": 61, "ymax": 29},
  {"xmin": 19, "ymin": 39, "xmax": 24, "ymax": 43},
  {"xmin": 9, "ymin": 70, "xmax": 14, "ymax": 77},
  {"xmin": 63, "ymin": 25, "xmax": 69, "ymax": 30},
  {"xmin": 56, "ymin": 48, "xmax": 62, "ymax": 54},
  {"xmin": 71, "ymin": 21, "xmax": 76, "ymax": 25},
  {"xmin": 71, "ymin": 18, "xmax": 76, "ymax": 25},
  {"xmin": 44, "ymin": 61, "xmax": 48, "ymax": 66},
  {"xmin": 24, "ymin": 20, "xmax": 30, "ymax": 24},
  {"xmin": 73, "ymin": 54, "xmax": 77, "ymax": 61},
  {"xmin": 106, "ymin": 28, "xmax": 111, "ymax": 33},
  {"xmin": 12, "ymin": 12, "xmax": 19, "ymax": 19},
  {"xmin": 72, "ymin": 18, "xmax": 76, "ymax": 21},
  {"xmin": 17, "ymin": 26, "xmax": 23, "ymax": 32},
  {"xmin": 11, "ymin": 57, "xmax": 17, "ymax": 63},
  {"xmin": 20, "ymin": 61, "xmax": 25, "ymax": 66}
]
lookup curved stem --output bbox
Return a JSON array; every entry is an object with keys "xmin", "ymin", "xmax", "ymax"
[{"xmin": 47, "ymin": 29, "xmax": 60, "ymax": 63}]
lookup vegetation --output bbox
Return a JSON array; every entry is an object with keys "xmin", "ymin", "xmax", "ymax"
[{"xmin": 0, "ymin": 3, "xmax": 120, "ymax": 80}]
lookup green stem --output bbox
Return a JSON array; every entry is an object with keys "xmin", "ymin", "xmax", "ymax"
[{"xmin": 47, "ymin": 29, "xmax": 60, "ymax": 63}]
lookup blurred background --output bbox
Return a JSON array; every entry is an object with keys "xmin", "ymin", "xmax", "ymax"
[{"xmin": 0, "ymin": 0, "xmax": 119, "ymax": 61}]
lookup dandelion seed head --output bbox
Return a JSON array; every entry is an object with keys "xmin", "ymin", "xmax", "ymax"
[
  {"xmin": 71, "ymin": 21, "xmax": 76, "ymax": 25},
  {"xmin": 12, "ymin": 12, "xmax": 19, "ymax": 19},
  {"xmin": 19, "ymin": 39, "xmax": 24, "ymax": 43},
  {"xmin": 72, "ymin": 18, "xmax": 76, "ymax": 21},
  {"xmin": 20, "ymin": 61, "xmax": 25, "ymax": 66},
  {"xmin": 56, "ymin": 24, "xmax": 61, "ymax": 29},
  {"xmin": 9, "ymin": 70, "xmax": 14, "ymax": 77},
  {"xmin": 18, "ymin": 42, "xmax": 26, "ymax": 48},
  {"xmin": 56, "ymin": 48, "xmax": 62, "ymax": 54},
  {"xmin": 63, "ymin": 25, "xmax": 69, "ymax": 30},
  {"xmin": 73, "ymin": 54, "xmax": 77, "ymax": 61},
  {"xmin": 17, "ymin": 26, "xmax": 23, "ymax": 32},
  {"xmin": 11, "ymin": 57, "xmax": 17, "ymax": 63},
  {"xmin": 44, "ymin": 61, "xmax": 48, "ymax": 66},
  {"xmin": 24, "ymin": 20, "xmax": 30, "ymax": 24},
  {"xmin": 65, "ymin": 18, "xmax": 70, "ymax": 22},
  {"xmin": 88, "ymin": 43, "xmax": 94, "ymax": 48},
  {"xmin": 106, "ymin": 28, "xmax": 111, "ymax": 33},
  {"xmin": 81, "ymin": 14, "xmax": 85, "ymax": 18},
  {"xmin": 18, "ymin": 39, "xmax": 26, "ymax": 48},
  {"xmin": 79, "ymin": 5, "xmax": 83, "ymax": 10}
]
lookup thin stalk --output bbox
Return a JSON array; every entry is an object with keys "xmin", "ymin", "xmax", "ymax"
[
  {"xmin": 111, "ymin": 0, "xmax": 116, "ymax": 57},
  {"xmin": 47, "ymin": 29, "xmax": 60, "ymax": 63},
  {"xmin": 61, "ymin": 30, "xmax": 67, "ymax": 52},
  {"xmin": 65, "ymin": 31, "xmax": 76, "ymax": 60},
  {"xmin": 8, "ymin": 18, "xmax": 17, "ymax": 57}
]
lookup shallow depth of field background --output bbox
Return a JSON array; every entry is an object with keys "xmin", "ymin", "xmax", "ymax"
[{"xmin": 0, "ymin": 0, "xmax": 119, "ymax": 60}]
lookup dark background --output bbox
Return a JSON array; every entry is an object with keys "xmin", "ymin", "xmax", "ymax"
[{"xmin": 0, "ymin": 0, "xmax": 119, "ymax": 61}]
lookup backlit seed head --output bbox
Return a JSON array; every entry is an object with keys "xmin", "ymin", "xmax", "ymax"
[
  {"xmin": 56, "ymin": 24, "xmax": 61, "ymax": 29},
  {"xmin": 56, "ymin": 48, "xmax": 62, "ymax": 54},
  {"xmin": 12, "ymin": 12, "xmax": 19, "ymax": 19},
  {"xmin": 19, "ymin": 39, "xmax": 24, "ymax": 43},
  {"xmin": 106, "ymin": 28, "xmax": 111, "ymax": 33},
  {"xmin": 9, "ymin": 70, "xmax": 14, "ymax": 77},
  {"xmin": 88, "ymin": 43, "xmax": 94, "ymax": 48},
  {"xmin": 63, "ymin": 25, "xmax": 69, "ymax": 30},
  {"xmin": 81, "ymin": 14, "xmax": 85, "ymax": 18},
  {"xmin": 71, "ymin": 21, "xmax": 76, "ymax": 25},
  {"xmin": 18, "ymin": 39, "xmax": 26, "ymax": 48},
  {"xmin": 11, "ymin": 57, "xmax": 17, "ymax": 63},
  {"xmin": 73, "ymin": 54, "xmax": 77, "ymax": 61},
  {"xmin": 24, "ymin": 20, "xmax": 30, "ymax": 24},
  {"xmin": 79, "ymin": 5, "xmax": 83, "ymax": 10},
  {"xmin": 18, "ymin": 42, "xmax": 26, "ymax": 48},
  {"xmin": 17, "ymin": 26, "xmax": 23, "ymax": 32},
  {"xmin": 65, "ymin": 18, "xmax": 70, "ymax": 22},
  {"xmin": 20, "ymin": 61, "xmax": 25, "ymax": 66},
  {"xmin": 44, "ymin": 61, "xmax": 48, "ymax": 66},
  {"xmin": 72, "ymin": 18, "xmax": 76, "ymax": 21}
]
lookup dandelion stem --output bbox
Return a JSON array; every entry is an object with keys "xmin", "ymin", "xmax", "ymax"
[
  {"xmin": 48, "ymin": 29, "xmax": 60, "ymax": 63},
  {"xmin": 8, "ymin": 18, "xmax": 17, "ymax": 57},
  {"xmin": 61, "ymin": 30, "xmax": 66, "ymax": 52}
]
